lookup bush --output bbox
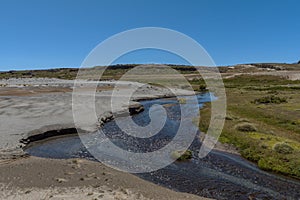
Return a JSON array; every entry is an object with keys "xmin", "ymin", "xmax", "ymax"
[
  {"xmin": 252, "ymin": 95, "xmax": 287, "ymax": 104},
  {"xmin": 199, "ymin": 84, "xmax": 207, "ymax": 91},
  {"xmin": 171, "ymin": 150, "xmax": 192, "ymax": 161},
  {"xmin": 273, "ymin": 143, "xmax": 294, "ymax": 154},
  {"xmin": 258, "ymin": 158, "xmax": 269, "ymax": 170},
  {"xmin": 235, "ymin": 122, "xmax": 257, "ymax": 132},
  {"xmin": 225, "ymin": 115, "xmax": 233, "ymax": 120},
  {"xmin": 241, "ymin": 147, "xmax": 263, "ymax": 162},
  {"xmin": 178, "ymin": 98, "xmax": 187, "ymax": 104}
]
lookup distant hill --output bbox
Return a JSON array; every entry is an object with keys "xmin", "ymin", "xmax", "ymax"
[{"xmin": 0, "ymin": 63, "xmax": 299, "ymax": 80}]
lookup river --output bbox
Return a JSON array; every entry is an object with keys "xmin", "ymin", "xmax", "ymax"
[{"xmin": 25, "ymin": 93, "xmax": 300, "ymax": 200}]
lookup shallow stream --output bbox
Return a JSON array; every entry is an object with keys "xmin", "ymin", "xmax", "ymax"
[{"xmin": 25, "ymin": 93, "xmax": 300, "ymax": 200}]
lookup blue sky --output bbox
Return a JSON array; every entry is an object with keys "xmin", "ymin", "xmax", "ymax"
[{"xmin": 0, "ymin": 0, "xmax": 299, "ymax": 70}]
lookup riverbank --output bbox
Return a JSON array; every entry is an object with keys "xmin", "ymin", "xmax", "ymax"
[
  {"xmin": 23, "ymin": 95, "xmax": 300, "ymax": 199},
  {"xmin": 0, "ymin": 78, "xmax": 210, "ymax": 200},
  {"xmin": 0, "ymin": 78, "xmax": 195, "ymax": 159}
]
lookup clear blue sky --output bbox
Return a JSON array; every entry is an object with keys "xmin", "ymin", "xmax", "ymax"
[{"xmin": 0, "ymin": 0, "xmax": 299, "ymax": 70}]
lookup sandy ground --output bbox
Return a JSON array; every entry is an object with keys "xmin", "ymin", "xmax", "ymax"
[
  {"xmin": 0, "ymin": 78, "xmax": 208, "ymax": 200},
  {"xmin": 0, "ymin": 78, "xmax": 194, "ymax": 159},
  {"xmin": 0, "ymin": 157, "xmax": 209, "ymax": 200}
]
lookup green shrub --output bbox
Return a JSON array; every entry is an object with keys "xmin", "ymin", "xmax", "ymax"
[
  {"xmin": 171, "ymin": 150, "xmax": 192, "ymax": 161},
  {"xmin": 178, "ymin": 98, "xmax": 187, "ymax": 104},
  {"xmin": 241, "ymin": 147, "xmax": 263, "ymax": 162},
  {"xmin": 273, "ymin": 143, "xmax": 294, "ymax": 154},
  {"xmin": 252, "ymin": 95, "xmax": 287, "ymax": 104},
  {"xmin": 199, "ymin": 84, "xmax": 207, "ymax": 91},
  {"xmin": 258, "ymin": 158, "xmax": 269, "ymax": 170},
  {"xmin": 235, "ymin": 122, "xmax": 257, "ymax": 132}
]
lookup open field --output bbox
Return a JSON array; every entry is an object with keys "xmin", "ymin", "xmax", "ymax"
[{"xmin": 199, "ymin": 74, "xmax": 300, "ymax": 178}]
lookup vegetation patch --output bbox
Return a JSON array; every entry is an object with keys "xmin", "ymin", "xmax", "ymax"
[
  {"xmin": 223, "ymin": 75, "xmax": 300, "ymax": 88},
  {"xmin": 235, "ymin": 122, "xmax": 257, "ymax": 132},
  {"xmin": 178, "ymin": 98, "xmax": 187, "ymax": 104},
  {"xmin": 197, "ymin": 75, "xmax": 300, "ymax": 178},
  {"xmin": 252, "ymin": 95, "xmax": 287, "ymax": 104},
  {"xmin": 246, "ymin": 132, "xmax": 300, "ymax": 151},
  {"xmin": 273, "ymin": 143, "xmax": 294, "ymax": 154},
  {"xmin": 171, "ymin": 150, "xmax": 193, "ymax": 161}
]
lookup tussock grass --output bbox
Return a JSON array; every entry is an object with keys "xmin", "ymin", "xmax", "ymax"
[
  {"xmin": 235, "ymin": 123, "xmax": 257, "ymax": 132},
  {"xmin": 178, "ymin": 98, "xmax": 187, "ymax": 104},
  {"xmin": 273, "ymin": 143, "xmax": 294, "ymax": 154},
  {"xmin": 252, "ymin": 95, "xmax": 287, "ymax": 104}
]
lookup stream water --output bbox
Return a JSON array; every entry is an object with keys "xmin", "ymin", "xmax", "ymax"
[{"xmin": 25, "ymin": 93, "xmax": 300, "ymax": 200}]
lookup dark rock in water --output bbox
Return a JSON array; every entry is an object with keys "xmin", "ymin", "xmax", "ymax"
[
  {"xmin": 98, "ymin": 104, "xmax": 144, "ymax": 126},
  {"xmin": 113, "ymin": 104, "xmax": 144, "ymax": 118},
  {"xmin": 171, "ymin": 150, "xmax": 193, "ymax": 161},
  {"xmin": 128, "ymin": 103, "xmax": 144, "ymax": 115}
]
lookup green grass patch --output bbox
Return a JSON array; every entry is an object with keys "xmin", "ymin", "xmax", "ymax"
[
  {"xmin": 171, "ymin": 150, "xmax": 193, "ymax": 161},
  {"xmin": 252, "ymin": 95, "xmax": 287, "ymax": 104},
  {"xmin": 197, "ymin": 75, "xmax": 300, "ymax": 178},
  {"xmin": 178, "ymin": 98, "xmax": 187, "ymax": 104},
  {"xmin": 235, "ymin": 123, "xmax": 257, "ymax": 132}
]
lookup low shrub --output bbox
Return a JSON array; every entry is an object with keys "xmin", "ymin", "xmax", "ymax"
[
  {"xmin": 198, "ymin": 84, "xmax": 207, "ymax": 91},
  {"xmin": 171, "ymin": 150, "xmax": 192, "ymax": 161},
  {"xmin": 178, "ymin": 98, "xmax": 187, "ymax": 104},
  {"xmin": 258, "ymin": 158, "xmax": 269, "ymax": 170},
  {"xmin": 273, "ymin": 143, "xmax": 294, "ymax": 154},
  {"xmin": 235, "ymin": 122, "xmax": 257, "ymax": 132},
  {"xmin": 252, "ymin": 95, "xmax": 287, "ymax": 104}
]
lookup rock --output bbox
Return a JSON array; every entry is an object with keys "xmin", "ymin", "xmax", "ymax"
[
  {"xmin": 64, "ymin": 171, "xmax": 75, "ymax": 175},
  {"xmin": 55, "ymin": 178, "xmax": 68, "ymax": 183},
  {"xmin": 86, "ymin": 173, "xmax": 96, "ymax": 178},
  {"xmin": 98, "ymin": 111, "xmax": 114, "ymax": 126},
  {"xmin": 128, "ymin": 103, "xmax": 144, "ymax": 115},
  {"xmin": 72, "ymin": 159, "xmax": 83, "ymax": 164}
]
